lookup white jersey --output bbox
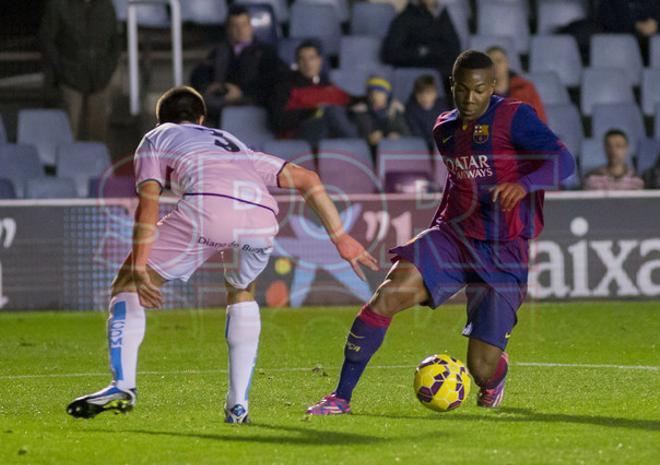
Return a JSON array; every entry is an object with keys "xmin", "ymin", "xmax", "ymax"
[{"xmin": 134, "ymin": 123, "xmax": 286, "ymax": 214}]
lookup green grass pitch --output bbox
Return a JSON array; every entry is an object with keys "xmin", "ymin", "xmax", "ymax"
[{"xmin": 1, "ymin": 302, "xmax": 658, "ymax": 465}]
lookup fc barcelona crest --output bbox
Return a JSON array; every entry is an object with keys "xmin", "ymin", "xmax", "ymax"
[{"xmin": 473, "ymin": 124, "xmax": 489, "ymax": 144}]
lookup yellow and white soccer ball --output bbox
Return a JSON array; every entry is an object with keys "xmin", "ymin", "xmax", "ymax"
[{"xmin": 414, "ymin": 354, "xmax": 471, "ymax": 412}]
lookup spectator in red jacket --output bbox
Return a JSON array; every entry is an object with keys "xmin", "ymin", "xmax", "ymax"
[
  {"xmin": 270, "ymin": 41, "xmax": 357, "ymax": 146},
  {"xmin": 487, "ymin": 46, "xmax": 548, "ymax": 123}
]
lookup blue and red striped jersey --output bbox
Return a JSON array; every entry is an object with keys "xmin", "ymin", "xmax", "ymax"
[{"xmin": 431, "ymin": 95, "xmax": 575, "ymax": 241}]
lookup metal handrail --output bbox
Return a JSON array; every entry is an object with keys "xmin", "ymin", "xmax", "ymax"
[{"xmin": 127, "ymin": 0, "xmax": 183, "ymax": 115}]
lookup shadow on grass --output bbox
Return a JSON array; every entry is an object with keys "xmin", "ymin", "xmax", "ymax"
[
  {"xmin": 84, "ymin": 422, "xmax": 425, "ymax": 446},
  {"xmin": 355, "ymin": 407, "xmax": 660, "ymax": 432}
]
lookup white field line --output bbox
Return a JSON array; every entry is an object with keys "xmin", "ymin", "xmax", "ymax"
[{"xmin": 0, "ymin": 362, "xmax": 658, "ymax": 381}]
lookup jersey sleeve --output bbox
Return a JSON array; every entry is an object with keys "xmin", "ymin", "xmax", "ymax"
[
  {"xmin": 134, "ymin": 136, "xmax": 167, "ymax": 191},
  {"xmin": 248, "ymin": 151, "xmax": 288, "ymax": 188},
  {"xmin": 510, "ymin": 104, "xmax": 576, "ymax": 192}
]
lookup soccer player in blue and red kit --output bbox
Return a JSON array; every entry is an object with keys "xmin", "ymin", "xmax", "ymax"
[{"xmin": 307, "ymin": 50, "xmax": 576, "ymax": 414}]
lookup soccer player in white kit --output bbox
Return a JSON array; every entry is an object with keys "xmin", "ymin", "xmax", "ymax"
[{"xmin": 66, "ymin": 86, "xmax": 378, "ymax": 422}]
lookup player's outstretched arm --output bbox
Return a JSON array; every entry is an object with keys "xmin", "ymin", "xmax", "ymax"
[
  {"xmin": 132, "ymin": 180, "xmax": 163, "ymax": 308},
  {"xmin": 277, "ymin": 163, "xmax": 379, "ymax": 280}
]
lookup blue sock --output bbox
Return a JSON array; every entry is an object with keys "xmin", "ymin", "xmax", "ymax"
[{"xmin": 335, "ymin": 305, "xmax": 392, "ymax": 402}]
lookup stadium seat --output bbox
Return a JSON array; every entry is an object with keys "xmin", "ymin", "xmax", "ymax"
[
  {"xmin": 579, "ymin": 138, "xmax": 605, "ymax": 175},
  {"xmin": 112, "ymin": 0, "xmax": 170, "ymax": 27},
  {"xmin": 17, "ymin": 109, "xmax": 73, "ymax": 166},
  {"xmin": 350, "ymin": 3, "xmax": 396, "ymax": 38},
  {"xmin": 0, "ymin": 179, "xmax": 16, "ymax": 199},
  {"xmin": 180, "ymin": 0, "xmax": 227, "ymax": 25},
  {"xmin": 330, "ymin": 65, "xmax": 394, "ymax": 97},
  {"xmin": 469, "ymin": 35, "xmax": 522, "ymax": 72},
  {"xmin": 651, "ymin": 36, "xmax": 660, "ymax": 69},
  {"xmin": 529, "ymin": 35, "xmax": 582, "ymax": 87},
  {"xmin": 0, "ymin": 144, "xmax": 45, "ymax": 198},
  {"xmin": 392, "ymin": 68, "xmax": 444, "ymax": 104},
  {"xmin": 636, "ymin": 138, "xmax": 659, "ymax": 174},
  {"xmin": 88, "ymin": 176, "xmax": 136, "ymax": 198},
  {"xmin": 526, "ymin": 72, "xmax": 570, "ymax": 105},
  {"xmin": 641, "ymin": 69, "xmax": 660, "ymax": 116},
  {"xmin": 443, "ymin": 0, "xmax": 472, "ymax": 19},
  {"xmin": 590, "ymin": 34, "xmax": 643, "ymax": 86},
  {"xmin": 0, "ymin": 114, "xmax": 6, "ymax": 144},
  {"xmin": 339, "ymin": 36, "xmax": 383, "ymax": 70},
  {"xmin": 262, "ymin": 139, "xmax": 315, "ymax": 169},
  {"xmin": 537, "ymin": 0, "xmax": 587, "ymax": 34},
  {"xmin": 298, "ymin": 0, "xmax": 349, "ymax": 23},
  {"xmin": 545, "ymin": 103, "xmax": 584, "ymax": 156},
  {"xmin": 25, "ymin": 177, "xmax": 78, "ymax": 199},
  {"xmin": 289, "ymin": 3, "xmax": 342, "ymax": 55},
  {"xmin": 580, "ymin": 68, "xmax": 634, "ymax": 116},
  {"xmin": 591, "ymin": 103, "xmax": 645, "ymax": 154},
  {"xmin": 477, "ymin": 0, "xmax": 528, "ymax": 17},
  {"xmin": 220, "ymin": 106, "xmax": 274, "ymax": 149},
  {"xmin": 56, "ymin": 142, "xmax": 112, "ymax": 197},
  {"xmin": 240, "ymin": 0, "xmax": 288, "ymax": 24},
  {"xmin": 446, "ymin": 3, "xmax": 470, "ymax": 50},
  {"xmin": 377, "ymin": 137, "xmax": 431, "ymax": 181},
  {"xmin": 477, "ymin": 2, "xmax": 530, "ymax": 54},
  {"xmin": 241, "ymin": 3, "xmax": 280, "ymax": 45},
  {"xmin": 318, "ymin": 152, "xmax": 380, "ymax": 194},
  {"xmin": 318, "ymin": 138, "xmax": 373, "ymax": 170}
]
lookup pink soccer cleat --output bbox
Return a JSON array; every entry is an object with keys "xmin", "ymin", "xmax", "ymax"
[
  {"xmin": 306, "ymin": 393, "xmax": 352, "ymax": 415},
  {"xmin": 477, "ymin": 352, "xmax": 509, "ymax": 408}
]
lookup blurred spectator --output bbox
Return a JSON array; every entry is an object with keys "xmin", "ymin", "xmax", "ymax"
[
  {"xmin": 190, "ymin": 5, "xmax": 283, "ymax": 122},
  {"xmin": 353, "ymin": 76, "xmax": 410, "ymax": 148},
  {"xmin": 583, "ymin": 129, "xmax": 644, "ymax": 190},
  {"xmin": 382, "ymin": 0, "xmax": 461, "ymax": 79},
  {"xmin": 598, "ymin": 0, "xmax": 660, "ymax": 64},
  {"xmin": 270, "ymin": 41, "xmax": 357, "ymax": 146},
  {"xmin": 487, "ymin": 46, "xmax": 548, "ymax": 123},
  {"xmin": 405, "ymin": 74, "xmax": 449, "ymax": 147},
  {"xmin": 642, "ymin": 155, "xmax": 660, "ymax": 189},
  {"xmin": 40, "ymin": 0, "xmax": 120, "ymax": 141}
]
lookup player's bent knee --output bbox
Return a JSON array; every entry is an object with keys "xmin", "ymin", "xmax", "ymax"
[
  {"xmin": 225, "ymin": 279, "xmax": 256, "ymax": 304},
  {"xmin": 370, "ymin": 279, "xmax": 419, "ymax": 317}
]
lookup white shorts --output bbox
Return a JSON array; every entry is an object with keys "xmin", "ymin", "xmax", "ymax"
[{"xmin": 146, "ymin": 196, "xmax": 279, "ymax": 289}]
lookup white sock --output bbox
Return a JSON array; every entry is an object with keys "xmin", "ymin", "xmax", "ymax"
[
  {"xmin": 225, "ymin": 301, "xmax": 261, "ymax": 410},
  {"xmin": 107, "ymin": 292, "xmax": 145, "ymax": 391}
]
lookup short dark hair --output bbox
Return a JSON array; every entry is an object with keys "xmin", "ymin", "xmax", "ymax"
[
  {"xmin": 452, "ymin": 50, "xmax": 494, "ymax": 77},
  {"xmin": 156, "ymin": 86, "xmax": 207, "ymax": 125},
  {"xmin": 604, "ymin": 128, "xmax": 629, "ymax": 143},
  {"xmin": 295, "ymin": 39, "xmax": 322, "ymax": 60},
  {"xmin": 413, "ymin": 74, "xmax": 437, "ymax": 94},
  {"xmin": 228, "ymin": 4, "xmax": 250, "ymax": 20}
]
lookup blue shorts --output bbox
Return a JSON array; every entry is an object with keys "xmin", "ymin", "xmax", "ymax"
[{"xmin": 389, "ymin": 222, "xmax": 529, "ymax": 350}]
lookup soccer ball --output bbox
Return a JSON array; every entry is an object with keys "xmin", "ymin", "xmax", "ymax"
[{"xmin": 414, "ymin": 354, "xmax": 471, "ymax": 412}]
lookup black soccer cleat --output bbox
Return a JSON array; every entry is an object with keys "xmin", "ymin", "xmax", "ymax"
[{"xmin": 66, "ymin": 385, "xmax": 137, "ymax": 419}]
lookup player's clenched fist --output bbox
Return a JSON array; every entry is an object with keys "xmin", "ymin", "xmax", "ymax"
[{"xmin": 490, "ymin": 183, "xmax": 526, "ymax": 212}]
